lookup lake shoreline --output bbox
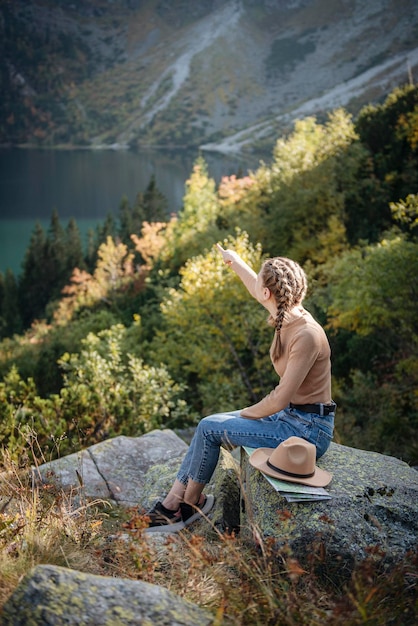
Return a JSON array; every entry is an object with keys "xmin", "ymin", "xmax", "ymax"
[{"xmin": 0, "ymin": 142, "xmax": 266, "ymax": 159}]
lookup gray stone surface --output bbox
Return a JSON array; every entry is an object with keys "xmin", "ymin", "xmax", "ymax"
[
  {"xmin": 1, "ymin": 564, "xmax": 213, "ymax": 626},
  {"xmin": 208, "ymin": 448, "xmax": 241, "ymax": 532},
  {"xmin": 36, "ymin": 430, "xmax": 188, "ymax": 508},
  {"xmin": 241, "ymin": 441, "xmax": 418, "ymax": 573}
]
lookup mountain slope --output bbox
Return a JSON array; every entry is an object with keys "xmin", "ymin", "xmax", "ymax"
[{"xmin": 1, "ymin": 0, "xmax": 418, "ymax": 154}]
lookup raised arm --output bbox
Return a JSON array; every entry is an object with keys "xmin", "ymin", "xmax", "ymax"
[{"xmin": 216, "ymin": 243, "xmax": 257, "ymax": 298}]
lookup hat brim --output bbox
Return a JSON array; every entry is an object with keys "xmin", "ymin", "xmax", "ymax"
[{"xmin": 249, "ymin": 447, "xmax": 332, "ymax": 488}]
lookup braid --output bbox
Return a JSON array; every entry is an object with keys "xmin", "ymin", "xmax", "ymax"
[
  {"xmin": 281, "ymin": 258, "xmax": 307, "ymax": 304},
  {"xmin": 260, "ymin": 257, "xmax": 308, "ymax": 360}
]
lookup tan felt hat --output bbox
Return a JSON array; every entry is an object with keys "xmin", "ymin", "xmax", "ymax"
[{"xmin": 249, "ymin": 436, "xmax": 332, "ymax": 487}]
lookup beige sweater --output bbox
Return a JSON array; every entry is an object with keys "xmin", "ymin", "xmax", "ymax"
[{"xmin": 241, "ymin": 307, "xmax": 332, "ymax": 418}]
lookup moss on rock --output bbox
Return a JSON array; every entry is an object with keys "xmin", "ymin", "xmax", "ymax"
[
  {"xmin": 241, "ymin": 442, "xmax": 418, "ymax": 575},
  {"xmin": 1, "ymin": 564, "xmax": 213, "ymax": 626}
]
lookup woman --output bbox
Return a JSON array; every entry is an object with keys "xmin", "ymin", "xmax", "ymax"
[{"xmin": 144, "ymin": 244, "xmax": 335, "ymax": 532}]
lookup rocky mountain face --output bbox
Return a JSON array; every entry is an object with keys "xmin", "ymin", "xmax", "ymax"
[{"xmin": 2, "ymin": 0, "xmax": 418, "ymax": 153}]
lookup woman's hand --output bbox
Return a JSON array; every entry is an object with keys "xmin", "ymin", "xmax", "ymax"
[
  {"xmin": 216, "ymin": 243, "xmax": 240, "ymax": 266},
  {"xmin": 216, "ymin": 243, "xmax": 258, "ymax": 297},
  {"xmin": 240, "ymin": 407, "xmax": 262, "ymax": 419}
]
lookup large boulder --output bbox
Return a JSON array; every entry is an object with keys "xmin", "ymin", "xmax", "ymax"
[
  {"xmin": 241, "ymin": 442, "xmax": 418, "ymax": 575},
  {"xmin": 35, "ymin": 429, "xmax": 241, "ymax": 531},
  {"xmin": 35, "ymin": 430, "xmax": 189, "ymax": 508},
  {"xmin": 1, "ymin": 564, "xmax": 213, "ymax": 626}
]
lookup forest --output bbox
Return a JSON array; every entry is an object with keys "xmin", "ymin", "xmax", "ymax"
[{"xmin": 0, "ymin": 84, "xmax": 417, "ymax": 468}]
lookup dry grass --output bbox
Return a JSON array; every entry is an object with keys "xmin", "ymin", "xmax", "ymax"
[{"xmin": 0, "ymin": 451, "xmax": 416, "ymax": 625}]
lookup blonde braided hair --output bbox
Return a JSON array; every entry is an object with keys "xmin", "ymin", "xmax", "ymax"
[{"xmin": 260, "ymin": 257, "xmax": 307, "ymax": 360}]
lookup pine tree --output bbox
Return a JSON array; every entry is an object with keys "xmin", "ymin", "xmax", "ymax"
[
  {"xmin": 85, "ymin": 228, "xmax": 97, "ymax": 272},
  {"xmin": 117, "ymin": 177, "xmax": 168, "ymax": 249},
  {"xmin": 42, "ymin": 208, "xmax": 77, "ymax": 306},
  {"xmin": 142, "ymin": 174, "xmax": 168, "ymax": 222},
  {"xmin": 118, "ymin": 195, "xmax": 133, "ymax": 245},
  {"xmin": 96, "ymin": 213, "xmax": 117, "ymax": 247},
  {"xmin": 131, "ymin": 194, "xmax": 146, "ymax": 238},
  {"xmin": 1, "ymin": 269, "xmax": 22, "ymax": 337},
  {"xmin": 65, "ymin": 218, "xmax": 85, "ymax": 272},
  {"xmin": 118, "ymin": 195, "xmax": 145, "ymax": 245},
  {"xmin": 18, "ymin": 221, "xmax": 49, "ymax": 326}
]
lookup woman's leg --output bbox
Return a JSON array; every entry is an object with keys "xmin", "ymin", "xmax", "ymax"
[
  {"xmin": 183, "ymin": 479, "xmax": 205, "ymax": 506},
  {"xmin": 167, "ymin": 409, "xmax": 300, "ymax": 497},
  {"xmin": 162, "ymin": 479, "xmax": 187, "ymax": 510},
  {"xmin": 161, "ymin": 406, "xmax": 334, "ymax": 510},
  {"xmin": 161, "ymin": 410, "xmax": 243, "ymax": 511},
  {"xmin": 161, "ymin": 419, "xmax": 220, "ymax": 509}
]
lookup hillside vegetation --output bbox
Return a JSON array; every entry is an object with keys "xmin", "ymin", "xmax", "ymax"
[
  {"xmin": 0, "ymin": 84, "xmax": 417, "ymax": 468},
  {"xmin": 0, "ymin": 83, "xmax": 417, "ymax": 626},
  {"xmin": 1, "ymin": 0, "xmax": 418, "ymax": 152}
]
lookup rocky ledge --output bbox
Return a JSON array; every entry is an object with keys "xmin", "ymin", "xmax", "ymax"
[
  {"xmin": 1, "ymin": 431, "xmax": 417, "ymax": 624},
  {"xmin": 241, "ymin": 442, "xmax": 418, "ymax": 578}
]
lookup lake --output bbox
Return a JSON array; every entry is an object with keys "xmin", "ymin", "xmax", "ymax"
[{"xmin": 0, "ymin": 147, "xmax": 265, "ymax": 276}]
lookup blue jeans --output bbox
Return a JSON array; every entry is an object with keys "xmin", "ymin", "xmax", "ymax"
[{"xmin": 176, "ymin": 406, "xmax": 335, "ymax": 485}]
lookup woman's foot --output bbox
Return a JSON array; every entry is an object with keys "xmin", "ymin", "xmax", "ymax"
[
  {"xmin": 180, "ymin": 494, "xmax": 215, "ymax": 527},
  {"xmin": 144, "ymin": 495, "xmax": 215, "ymax": 533},
  {"xmin": 144, "ymin": 501, "xmax": 185, "ymax": 533}
]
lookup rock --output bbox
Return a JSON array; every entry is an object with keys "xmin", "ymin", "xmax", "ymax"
[
  {"xmin": 113, "ymin": 446, "xmax": 241, "ymax": 545},
  {"xmin": 1, "ymin": 564, "xmax": 213, "ymax": 626},
  {"xmin": 35, "ymin": 430, "xmax": 188, "ymax": 508},
  {"xmin": 208, "ymin": 448, "xmax": 241, "ymax": 533},
  {"xmin": 240, "ymin": 442, "xmax": 418, "ymax": 576},
  {"xmin": 35, "ymin": 429, "xmax": 241, "ymax": 534}
]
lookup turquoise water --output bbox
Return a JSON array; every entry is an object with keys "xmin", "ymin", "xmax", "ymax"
[{"xmin": 0, "ymin": 218, "xmax": 102, "ymax": 275}]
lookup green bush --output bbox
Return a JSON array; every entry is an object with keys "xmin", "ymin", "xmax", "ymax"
[{"xmin": 0, "ymin": 324, "xmax": 190, "ymax": 463}]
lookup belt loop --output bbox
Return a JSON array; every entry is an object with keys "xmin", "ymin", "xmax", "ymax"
[{"xmin": 320, "ymin": 403, "xmax": 324, "ymax": 416}]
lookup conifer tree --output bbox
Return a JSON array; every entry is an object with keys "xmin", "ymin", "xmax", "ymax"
[
  {"xmin": 118, "ymin": 177, "xmax": 168, "ymax": 250},
  {"xmin": 118, "ymin": 195, "xmax": 134, "ymax": 245},
  {"xmin": 18, "ymin": 221, "xmax": 49, "ymax": 326},
  {"xmin": 1, "ymin": 269, "xmax": 22, "ymax": 337},
  {"xmin": 131, "ymin": 194, "xmax": 146, "ymax": 237},
  {"xmin": 45, "ymin": 208, "xmax": 67, "ymax": 298},
  {"xmin": 85, "ymin": 228, "xmax": 97, "ymax": 272},
  {"xmin": 83, "ymin": 213, "xmax": 119, "ymax": 272},
  {"xmin": 65, "ymin": 217, "xmax": 85, "ymax": 272},
  {"xmin": 142, "ymin": 174, "xmax": 168, "ymax": 222},
  {"xmin": 96, "ymin": 213, "xmax": 117, "ymax": 247},
  {"xmin": 17, "ymin": 211, "xmax": 81, "ymax": 327}
]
